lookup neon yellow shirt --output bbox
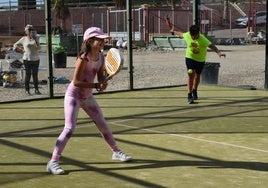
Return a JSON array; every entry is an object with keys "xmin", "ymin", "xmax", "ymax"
[{"xmin": 183, "ymin": 32, "xmax": 211, "ymax": 62}]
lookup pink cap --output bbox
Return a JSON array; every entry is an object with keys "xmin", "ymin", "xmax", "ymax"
[{"xmin": 83, "ymin": 27, "xmax": 111, "ymax": 41}]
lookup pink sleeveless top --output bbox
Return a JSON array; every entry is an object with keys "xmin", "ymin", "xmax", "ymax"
[{"xmin": 66, "ymin": 53, "xmax": 103, "ymax": 99}]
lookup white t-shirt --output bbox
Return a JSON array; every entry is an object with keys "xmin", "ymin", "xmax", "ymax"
[{"xmin": 13, "ymin": 36, "xmax": 40, "ymax": 61}]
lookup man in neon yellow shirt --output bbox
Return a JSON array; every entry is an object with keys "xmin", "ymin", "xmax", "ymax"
[{"xmin": 172, "ymin": 25, "xmax": 226, "ymax": 104}]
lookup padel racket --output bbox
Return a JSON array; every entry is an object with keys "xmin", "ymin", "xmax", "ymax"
[
  {"xmin": 165, "ymin": 16, "xmax": 173, "ymax": 31},
  {"xmin": 104, "ymin": 48, "xmax": 124, "ymax": 82}
]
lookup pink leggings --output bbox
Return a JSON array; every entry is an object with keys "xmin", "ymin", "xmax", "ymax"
[{"xmin": 51, "ymin": 94, "xmax": 118, "ymax": 161}]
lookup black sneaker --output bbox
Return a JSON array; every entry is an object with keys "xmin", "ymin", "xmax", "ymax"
[
  {"xmin": 35, "ymin": 90, "xmax": 41, "ymax": 95},
  {"xmin": 25, "ymin": 91, "xmax": 31, "ymax": 96},
  {"xmin": 187, "ymin": 93, "xmax": 194, "ymax": 104},
  {"xmin": 192, "ymin": 89, "xmax": 198, "ymax": 100}
]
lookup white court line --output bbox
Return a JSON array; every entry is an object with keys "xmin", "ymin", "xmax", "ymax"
[
  {"xmin": 3, "ymin": 101, "xmax": 266, "ymax": 154},
  {"xmin": 109, "ymin": 101, "xmax": 268, "ymax": 154},
  {"xmin": 4, "ymin": 120, "xmax": 267, "ymax": 154},
  {"xmin": 111, "ymin": 121, "xmax": 268, "ymax": 154}
]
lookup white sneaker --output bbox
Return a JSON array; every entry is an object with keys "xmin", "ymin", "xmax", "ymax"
[
  {"xmin": 112, "ymin": 150, "xmax": 132, "ymax": 162},
  {"xmin": 47, "ymin": 160, "xmax": 65, "ymax": 175}
]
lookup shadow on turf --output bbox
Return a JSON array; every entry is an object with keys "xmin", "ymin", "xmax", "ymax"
[
  {"xmin": 1, "ymin": 137, "xmax": 268, "ymax": 187},
  {"xmin": 106, "ymin": 159, "xmax": 268, "ymax": 172},
  {"xmin": 0, "ymin": 139, "xmax": 165, "ymax": 188},
  {"xmin": 1, "ymin": 91, "xmax": 268, "ymax": 186}
]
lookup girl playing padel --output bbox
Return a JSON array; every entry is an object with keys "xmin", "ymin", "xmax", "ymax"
[{"xmin": 47, "ymin": 27, "xmax": 132, "ymax": 175}]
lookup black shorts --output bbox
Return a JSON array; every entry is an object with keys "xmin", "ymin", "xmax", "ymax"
[{"xmin": 185, "ymin": 58, "xmax": 205, "ymax": 74}]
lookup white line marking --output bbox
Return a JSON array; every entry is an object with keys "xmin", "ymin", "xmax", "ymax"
[
  {"xmin": 3, "ymin": 101, "xmax": 267, "ymax": 154},
  {"xmin": 110, "ymin": 121, "xmax": 268, "ymax": 154},
  {"xmin": 107, "ymin": 101, "xmax": 268, "ymax": 153}
]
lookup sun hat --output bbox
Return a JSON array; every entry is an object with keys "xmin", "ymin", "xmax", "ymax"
[
  {"xmin": 83, "ymin": 27, "xmax": 111, "ymax": 41},
  {"xmin": 25, "ymin": 24, "xmax": 33, "ymax": 31}
]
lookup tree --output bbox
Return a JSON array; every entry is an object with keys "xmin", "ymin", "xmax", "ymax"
[
  {"xmin": 223, "ymin": 0, "xmax": 229, "ymax": 24},
  {"xmin": 112, "ymin": 0, "xmax": 179, "ymax": 9},
  {"xmin": 18, "ymin": 0, "xmax": 36, "ymax": 10},
  {"xmin": 167, "ymin": 0, "xmax": 176, "ymax": 7},
  {"xmin": 113, "ymin": 0, "xmax": 126, "ymax": 9},
  {"xmin": 53, "ymin": 0, "xmax": 71, "ymax": 34}
]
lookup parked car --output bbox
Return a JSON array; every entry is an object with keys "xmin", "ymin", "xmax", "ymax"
[{"xmin": 235, "ymin": 11, "xmax": 266, "ymax": 27}]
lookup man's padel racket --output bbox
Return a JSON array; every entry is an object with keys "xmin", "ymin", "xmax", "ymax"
[
  {"xmin": 104, "ymin": 48, "xmax": 124, "ymax": 82},
  {"xmin": 165, "ymin": 16, "xmax": 173, "ymax": 31}
]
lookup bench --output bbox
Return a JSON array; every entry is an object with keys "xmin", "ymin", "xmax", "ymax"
[{"xmin": 152, "ymin": 36, "xmax": 186, "ymax": 50}]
